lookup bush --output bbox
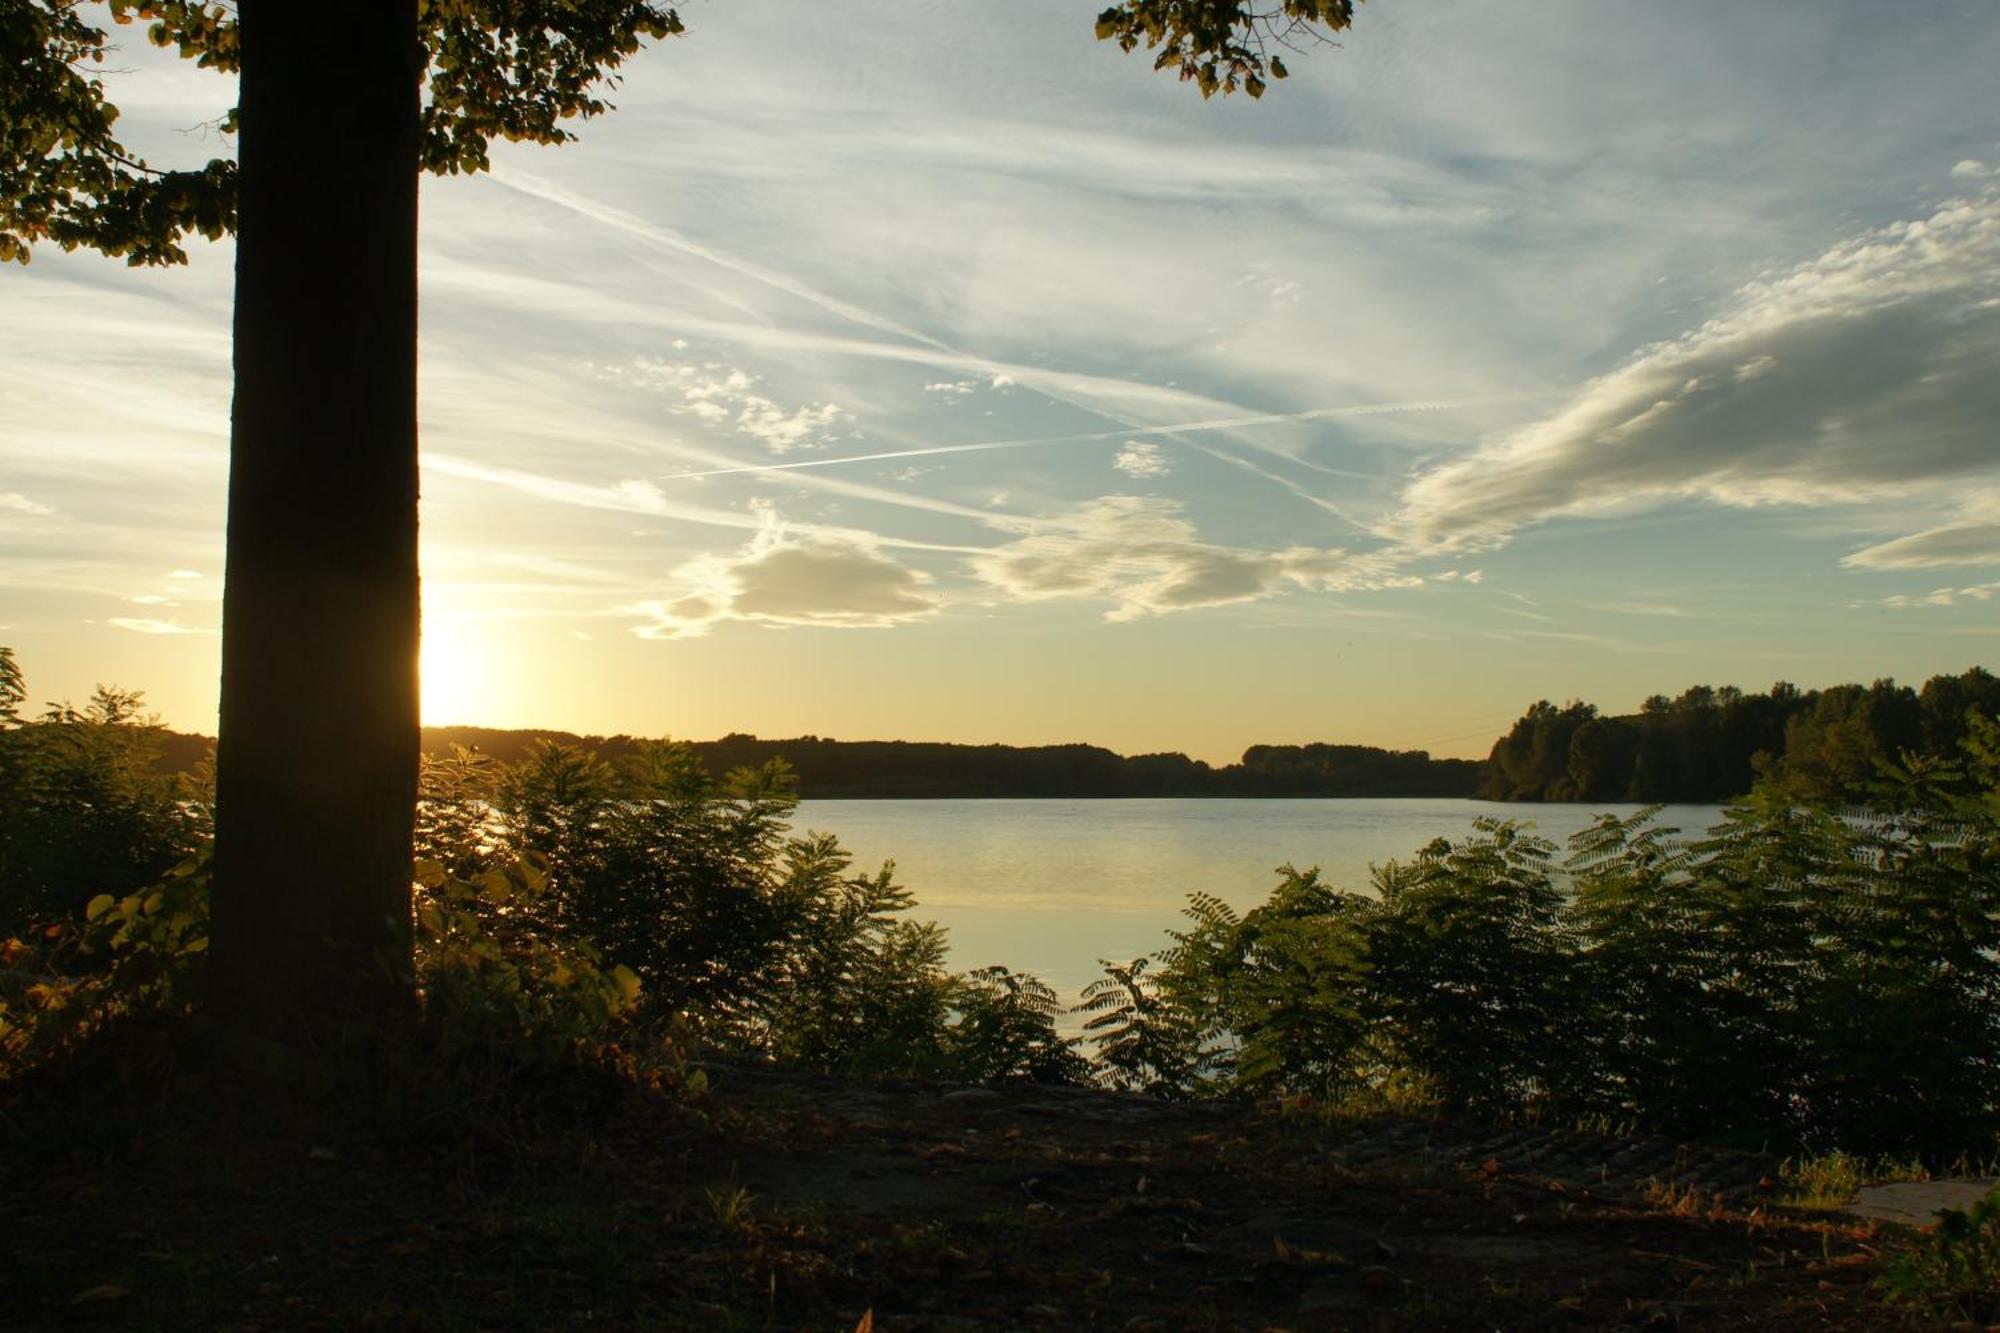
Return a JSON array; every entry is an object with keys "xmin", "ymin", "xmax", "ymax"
[
  {"xmin": 0, "ymin": 851, "xmax": 667, "ymax": 1086},
  {"xmin": 1086, "ymin": 720, "xmax": 2000, "ymax": 1157},
  {"xmin": 0, "ymin": 679, "xmax": 209, "ymax": 930},
  {"xmin": 1880, "ymin": 1184, "xmax": 2000, "ymax": 1322},
  {"xmin": 1368, "ymin": 823, "xmax": 1575, "ymax": 1113},
  {"xmin": 418, "ymin": 737, "xmax": 1087, "ymax": 1085}
]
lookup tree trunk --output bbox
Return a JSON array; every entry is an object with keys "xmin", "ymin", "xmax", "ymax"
[{"xmin": 209, "ymin": 3, "xmax": 424, "ymax": 1036}]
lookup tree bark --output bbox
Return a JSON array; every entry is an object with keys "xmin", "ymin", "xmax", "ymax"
[{"xmin": 209, "ymin": 3, "xmax": 424, "ymax": 1036}]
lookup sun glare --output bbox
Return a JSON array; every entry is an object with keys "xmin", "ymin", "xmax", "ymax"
[{"xmin": 419, "ymin": 623, "xmax": 491, "ymax": 725}]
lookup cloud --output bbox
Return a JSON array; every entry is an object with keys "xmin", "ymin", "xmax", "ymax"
[
  {"xmin": 1843, "ymin": 496, "xmax": 2000, "ymax": 569},
  {"xmin": 627, "ymin": 518, "xmax": 938, "ymax": 638},
  {"xmin": 105, "ymin": 618, "xmax": 201, "ymax": 635},
  {"xmin": 1880, "ymin": 580, "xmax": 2000, "ymax": 609},
  {"xmin": 1113, "ymin": 440, "xmax": 1170, "ymax": 479},
  {"xmin": 603, "ymin": 358, "xmax": 852, "ymax": 453},
  {"xmin": 0, "ymin": 492, "xmax": 53, "ymax": 516},
  {"xmin": 969, "ymin": 496, "xmax": 1415, "ymax": 622},
  {"xmin": 1586, "ymin": 599, "xmax": 1693, "ymax": 618},
  {"xmin": 1391, "ymin": 187, "xmax": 2000, "ymax": 553},
  {"xmin": 736, "ymin": 398, "xmax": 850, "ymax": 453}
]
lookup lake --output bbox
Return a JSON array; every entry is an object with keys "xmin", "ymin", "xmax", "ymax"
[{"xmin": 792, "ymin": 798, "xmax": 1729, "ymax": 1008}]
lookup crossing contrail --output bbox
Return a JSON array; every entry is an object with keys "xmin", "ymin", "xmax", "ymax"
[{"xmin": 659, "ymin": 396, "xmax": 1510, "ymax": 482}]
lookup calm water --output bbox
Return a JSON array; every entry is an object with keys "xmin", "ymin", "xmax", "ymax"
[{"xmin": 793, "ymin": 798, "xmax": 1729, "ymax": 1006}]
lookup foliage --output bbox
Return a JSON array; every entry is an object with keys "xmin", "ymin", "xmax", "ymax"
[
  {"xmin": 0, "ymin": 0, "xmax": 234, "ymax": 264},
  {"xmin": 0, "ymin": 849, "xmax": 668, "ymax": 1085},
  {"xmin": 1369, "ymin": 823, "xmax": 1575, "ymax": 1113},
  {"xmin": 1094, "ymin": 0, "xmax": 1357, "ymax": 99},
  {"xmin": 412, "ymin": 852, "xmax": 657, "ymax": 1070},
  {"xmin": 1878, "ymin": 1184, "xmax": 2000, "ymax": 1322},
  {"xmin": 0, "ymin": 645, "xmax": 24, "ymax": 723},
  {"xmin": 0, "ymin": 856, "xmax": 209, "ymax": 1076},
  {"xmin": 945, "ymin": 966, "xmax": 1093, "ymax": 1086},
  {"xmin": 1, "ymin": 658, "xmax": 1085, "ymax": 1091},
  {"xmin": 1077, "ymin": 957, "xmax": 1205, "ymax": 1097},
  {"xmin": 2, "ymin": 0, "xmax": 684, "ymax": 265},
  {"xmin": 1089, "ymin": 730, "xmax": 2000, "ymax": 1159},
  {"xmin": 748, "ymin": 835, "xmax": 953, "ymax": 1074},
  {"xmin": 414, "ymin": 744, "xmax": 504, "ymax": 882},
  {"xmin": 0, "ymin": 666, "xmax": 209, "ymax": 928},
  {"xmin": 1482, "ymin": 669, "xmax": 2000, "ymax": 804},
  {"xmin": 422, "ymin": 726, "xmax": 1481, "ymax": 799},
  {"xmin": 1776, "ymin": 1151, "xmax": 1930, "ymax": 1211},
  {"xmin": 16, "ymin": 643, "xmax": 2000, "ymax": 1155},
  {"xmin": 415, "ymin": 737, "xmax": 1087, "ymax": 1084}
]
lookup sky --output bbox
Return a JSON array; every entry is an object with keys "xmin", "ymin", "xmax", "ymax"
[{"xmin": 2, "ymin": 0, "xmax": 1998, "ymax": 764}]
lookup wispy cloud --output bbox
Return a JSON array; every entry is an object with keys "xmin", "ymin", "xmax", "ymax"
[
  {"xmin": 656, "ymin": 397, "xmax": 1489, "ymax": 483},
  {"xmin": 1585, "ymin": 599, "xmax": 1693, "ymax": 618},
  {"xmin": 1843, "ymin": 495, "xmax": 2000, "ymax": 570},
  {"xmin": 423, "ymin": 452, "xmax": 985, "ymax": 553},
  {"xmin": 1391, "ymin": 185, "xmax": 2000, "ymax": 553},
  {"xmin": 493, "ymin": 168, "xmax": 953, "ymax": 354},
  {"xmin": 0, "ymin": 493, "xmax": 53, "ymax": 516},
  {"xmin": 1879, "ymin": 580, "xmax": 2000, "ymax": 609},
  {"xmin": 104, "ymin": 617, "xmax": 204, "ymax": 635}
]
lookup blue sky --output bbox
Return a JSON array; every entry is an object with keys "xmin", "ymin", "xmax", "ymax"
[{"xmin": 2, "ymin": 0, "xmax": 1998, "ymax": 761}]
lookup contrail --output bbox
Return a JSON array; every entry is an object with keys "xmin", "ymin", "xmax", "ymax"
[
  {"xmin": 420, "ymin": 452, "xmax": 989, "ymax": 554},
  {"xmin": 660, "ymin": 397, "xmax": 1508, "ymax": 482},
  {"xmin": 492, "ymin": 168, "xmax": 1526, "ymax": 526},
  {"xmin": 491, "ymin": 168, "xmax": 954, "ymax": 354}
]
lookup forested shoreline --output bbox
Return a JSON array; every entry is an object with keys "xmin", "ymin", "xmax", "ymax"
[
  {"xmin": 423, "ymin": 730, "xmax": 1485, "ymax": 798},
  {"xmin": 1482, "ymin": 667, "xmax": 2000, "ymax": 804},
  {"xmin": 127, "ymin": 665, "xmax": 2000, "ymax": 805}
]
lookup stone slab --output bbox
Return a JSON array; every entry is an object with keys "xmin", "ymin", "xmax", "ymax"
[{"xmin": 1848, "ymin": 1179, "xmax": 1998, "ymax": 1227}]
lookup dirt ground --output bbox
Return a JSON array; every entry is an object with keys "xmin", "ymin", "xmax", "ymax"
[{"xmin": 1, "ymin": 1051, "xmax": 1923, "ymax": 1330}]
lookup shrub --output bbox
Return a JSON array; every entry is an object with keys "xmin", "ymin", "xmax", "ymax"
[
  {"xmin": 1366, "ymin": 822, "xmax": 1576, "ymax": 1113},
  {"xmin": 1087, "ymin": 729, "xmax": 2000, "ymax": 1157},
  {"xmin": 0, "ymin": 684, "xmax": 209, "ymax": 929},
  {"xmin": 1879, "ymin": 1185, "xmax": 2000, "ymax": 1322},
  {"xmin": 415, "ymin": 737, "xmax": 1087, "ymax": 1084},
  {"xmin": 944, "ymin": 966, "xmax": 1091, "ymax": 1085}
]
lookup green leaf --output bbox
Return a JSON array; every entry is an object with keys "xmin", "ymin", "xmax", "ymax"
[{"xmin": 477, "ymin": 869, "xmax": 513, "ymax": 904}]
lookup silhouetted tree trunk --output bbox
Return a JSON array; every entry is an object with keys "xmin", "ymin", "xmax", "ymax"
[{"xmin": 209, "ymin": 4, "xmax": 423, "ymax": 1035}]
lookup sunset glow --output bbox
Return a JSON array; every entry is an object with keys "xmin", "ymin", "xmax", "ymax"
[{"xmin": 4, "ymin": 2, "xmax": 1997, "ymax": 758}]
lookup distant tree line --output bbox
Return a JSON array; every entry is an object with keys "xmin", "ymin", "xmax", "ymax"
[
  {"xmin": 30, "ymin": 643, "xmax": 1998, "ymax": 808},
  {"xmin": 416, "ymin": 730, "xmax": 1485, "ymax": 799},
  {"xmin": 1483, "ymin": 668, "xmax": 2000, "ymax": 804}
]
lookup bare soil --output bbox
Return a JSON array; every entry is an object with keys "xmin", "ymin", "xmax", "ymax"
[{"xmin": 0, "ymin": 1049, "xmax": 1919, "ymax": 1330}]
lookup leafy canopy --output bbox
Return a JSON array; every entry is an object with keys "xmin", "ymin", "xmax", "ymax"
[
  {"xmin": 1095, "ymin": 0, "xmax": 1357, "ymax": 98},
  {"xmin": 5, "ymin": 0, "xmax": 1356, "ymax": 266},
  {"xmin": 1, "ymin": 0, "xmax": 683, "ymax": 265}
]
